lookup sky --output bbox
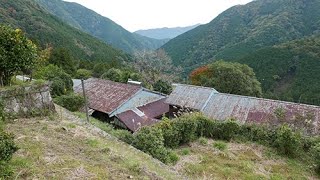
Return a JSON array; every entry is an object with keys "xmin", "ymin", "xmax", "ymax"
[{"xmin": 64, "ymin": 0, "xmax": 252, "ymax": 32}]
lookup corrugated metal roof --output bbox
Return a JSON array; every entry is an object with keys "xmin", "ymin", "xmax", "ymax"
[
  {"xmin": 138, "ymin": 98, "xmax": 169, "ymax": 118},
  {"xmin": 74, "ymin": 78, "xmax": 141, "ymax": 114},
  {"xmin": 165, "ymin": 84, "xmax": 218, "ymax": 110},
  {"xmin": 116, "ymin": 110, "xmax": 159, "ymax": 132},
  {"xmin": 167, "ymin": 84, "xmax": 320, "ymax": 134}
]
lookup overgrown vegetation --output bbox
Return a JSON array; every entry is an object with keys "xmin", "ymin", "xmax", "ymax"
[
  {"xmin": 0, "ymin": 100, "xmax": 18, "ymax": 179},
  {"xmin": 54, "ymin": 93, "xmax": 85, "ymax": 112},
  {"xmin": 86, "ymin": 112, "xmax": 320, "ymax": 176}
]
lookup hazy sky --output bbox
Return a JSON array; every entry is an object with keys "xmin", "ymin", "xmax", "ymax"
[{"xmin": 64, "ymin": 0, "xmax": 252, "ymax": 32}]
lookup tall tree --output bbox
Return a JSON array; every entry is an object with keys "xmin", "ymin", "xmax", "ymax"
[
  {"xmin": 133, "ymin": 49, "xmax": 181, "ymax": 87},
  {"xmin": 0, "ymin": 25, "xmax": 37, "ymax": 86},
  {"xmin": 190, "ymin": 60, "xmax": 262, "ymax": 97},
  {"xmin": 49, "ymin": 48, "xmax": 76, "ymax": 76}
]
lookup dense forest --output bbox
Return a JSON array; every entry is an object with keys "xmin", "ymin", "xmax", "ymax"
[
  {"xmin": 0, "ymin": 0, "xmax": 129, "ymax": 63},
  {"xmin": 36, "ymin": 0, "xmax": 168, "ymax": 53}
]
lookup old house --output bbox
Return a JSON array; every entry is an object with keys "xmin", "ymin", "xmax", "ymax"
[
  {"xmin": 166, "ymin": 84, "xmax": 320, "ymax": 134},
  {"xmin": 74, "ymin": 78, "xmax": 169, "ymax": 132}
]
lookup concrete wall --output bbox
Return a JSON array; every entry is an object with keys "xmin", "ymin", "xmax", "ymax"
[{"xmin": 0, "ymin": 83, "xmax": 55, "ymax": 118}]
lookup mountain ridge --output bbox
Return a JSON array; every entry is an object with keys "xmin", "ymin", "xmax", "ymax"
[
  {"xmin": 134, "ymin": 24, "xmax": 200, "ymax": 40},
  {"xmin": 0, "ymin": 0, "xmax": 129, "ymax": 63},
  {"xmin": 36, "ymin": 0, "xmax": 168, "ymax": 53}
]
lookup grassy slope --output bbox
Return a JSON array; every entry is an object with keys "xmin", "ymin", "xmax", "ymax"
[
  {"xmin": 173, "ymin": 139, "xmax": 318, "ymax": 179},
  {"xmin": 0, "ymin": 0, "xmax": 128, "ymax": 62},
  {"xmin": 36, "ymin": 0, "xmax": 168, "ymax": 53},
  {"xmin": 5, "ymin": 106, "xmax": 181, "ymax": 179}
]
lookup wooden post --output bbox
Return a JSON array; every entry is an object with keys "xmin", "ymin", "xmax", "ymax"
[{"xmin": 81, "ymin": 79, "xmax": 90, "ymax": 122}]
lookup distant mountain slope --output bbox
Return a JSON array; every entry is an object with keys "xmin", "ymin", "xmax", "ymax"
[
  {"xmin": 162, "ymin": 0, "xmax": 320, "ymax": 72},
  {"xmin": 237, "ymin": 35, "xmax": 320, "ymax": 105},
  {"xmin": 134, "ymin": 24, "xmax": 200, "ymax": 40},
  {"xmin": 0, "ymin": 0, "xmax": 128, "ymax": 62},
  {"xmin": 36, "ymin": 0, "xmax": 167, "ymax": 53}
]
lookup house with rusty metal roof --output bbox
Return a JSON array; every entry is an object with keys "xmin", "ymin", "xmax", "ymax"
[
  {"xmin": 74, "ymin": 78, "xmax": 169, "ymax": 132},
  {"xmin": 166, "ymin": 84, "xmax": 320, "ymax": 134}
]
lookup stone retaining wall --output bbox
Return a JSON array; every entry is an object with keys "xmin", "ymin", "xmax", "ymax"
[{"xmin": 0, "ymin": 83, "xmax": 55, "ymax": 118}]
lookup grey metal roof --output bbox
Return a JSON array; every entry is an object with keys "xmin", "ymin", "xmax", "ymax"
[
  {"xmin": 166, "ymin": 84, "xmax": 218, "ymax": 110},
  {"xmin": 166, "ymin": 84, "xmax": 320, "ymax": 134}
]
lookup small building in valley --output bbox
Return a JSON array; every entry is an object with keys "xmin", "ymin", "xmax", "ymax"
[
  {"xmin": 166, "ymin": 84, "xmax": 320, "ymax": 135},
  {"xmin": 74, "ymin": 78, "xmax": 169, "ymax": 132}
]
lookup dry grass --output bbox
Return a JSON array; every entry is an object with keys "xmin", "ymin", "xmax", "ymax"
[
  {"xmin": 6, "ymin": 106, "xmax": 181, "ymax": 180},
  {"xmin": 173, "ymin": 139, "xmax": 319, "ymax": 180}
]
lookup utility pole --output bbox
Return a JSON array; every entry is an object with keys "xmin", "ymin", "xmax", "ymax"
[{"xmin": 81, "ymin": 79, "xmax": 90, "ymax": 123}]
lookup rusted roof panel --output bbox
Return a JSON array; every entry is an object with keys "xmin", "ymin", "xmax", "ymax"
[
  {"xmin": 167, "ymin": 84, "xmax": 320, "ymax": 134},
  {"xmin": 74, "ymin": 78, "xmax": 141, "ymax": 114},
  {"xmin": 138, "ymin": 98, "xmax": 169, "ymax": 118},
  {"xmin": 165, "ymin": 84, "xmax": 218, "ymax": 110},
  {"xmin": 116, "ymin": 110, "xmax": 159, "ymax": 132}
]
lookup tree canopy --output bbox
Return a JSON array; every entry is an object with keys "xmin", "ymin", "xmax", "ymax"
[
  {"xmin": 190, "ymin": 61, "xmax": 262, "ymax": 97},
  {"xmin": 0, "ymin": 25, "xmax": 37, "ymax": 86}
]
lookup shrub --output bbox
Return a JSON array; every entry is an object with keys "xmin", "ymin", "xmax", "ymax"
[
  {"xmin": 153, "ymin": 80, "xmax": 172, "ymax": 94},
  {"xmin": 213, "ymin": 141, "xmax": 228, "ymax": 151},
  {"xmin": 113, "ymin": 130, "xmax": 135, "ymax": 144},
  {"xmin": 273, "ymin": 124, "xmax": 301, "ymax": 157},
  {"xmin": 167, "ymin": 151, "xmax": 179, "ymax": 164},
  {"xmin": 75, "ymin": 69, "xmax": 92, "ymax": 80},
  {"xmin": 156, "ymin": 120, "xmax": 181, "ymax": 148},
  {"xmin": 174, "ymin": 114, "xmax": 198, "ymax": 144},
  {"xmin": 196, "ymin": 115, "xmax": 215, "ymax": 137},
  {"xmin": 133, "ymin": 127, "xmax": 170, "ymax": 163},
  {"xmin": 101, "ymin": 68, "xmax": 123, "ymax": 82},
  {"xmin": 0, "ymin": 129, "xmax": 18, "ymax": 179},
  {"xmin": 311, "ymin": 143, "xmax": 320, "ymax": 174},
  {"xmin": 54, "ymin": 93, "xmax": 85, "ymax": 112},
  {"xmin": 215, "ymin": 119, "xmax": 240, "ymax": 141},
  {"xmin": 238, "ymin": 124, "xmax": 274, "ymax": 145},
  {"xmin": 198, "ymin": 137, "xmax": 208, "ymax": 145},
  {"xmin": 180, "ymin": 148, "xmax": 190, "ymax": 155}
]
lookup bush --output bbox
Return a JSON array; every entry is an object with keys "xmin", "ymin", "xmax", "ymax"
[
  {"xmin": 101, "ymin": 68, "xmax": 123, "ymax": 82},
  {"xmin": 54, "ymin": 93, "xmax": 85, "ymax": 112},
  {"xmin": 213, "ymin": 141, "xmax": 228, "ymax": 151},
  {"xmin": 34, "ymin": 65, "xmax": 73, "ymax": 97},
  {"xmin": 0, "ymin": 130, "xmax": 18, "ymax": 179},
  {"xmin": 174, "ymin": 114, "xmax": 198, "ymax": 144},
  {"xmin": 113, "ymin": 130, "xmax": 135, "ymax": 144},
  {"xmin": 133, "ymin": 127, "xmax": 170, "ymax": 163},
  {"xmin": 156, "ymin": 119, "xmax": 181, "ymax": 148},
  {"xmin": 153, "ymin": 80, "xmax": 172, "ymax": 94},
  {"xmin": 167, "ymin": 151, "xmax": 179, "ymax": 164},
  {"xmin": 198, "ymin": 137, "xmax": 208, "ymax": 145},
  {"xmin": 238, "ymin": 124, "xmax": 274, "ymax": 145},
  {"xmin": 75, "ymin": 69, "xmax": 92, "ymax": 80},
  {"xmin": 273, "ymin": 124, "xmax": 301, "ymax": 157},
  {"xmin": 213, "ymin": 119, "xmax": 240, "ymax": 141},
  {"xmin": 312, "ymin": 143, "xmax": 320, "ymax": 174}
]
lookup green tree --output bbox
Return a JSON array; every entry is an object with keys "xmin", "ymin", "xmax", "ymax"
[
  {"xmin": 49, "ymin": 48, "xmax": 76, "ymax": 76},
  {"xmin": 75, "ymin": 69, "xmax": 92, "ymax": 80},
  {"xmin": 0, "ymin": 25, "xmax": 37, "ymax": 86},
  {"xmin": 190, "ymin": 60, "xmax": 262, "ymax": 97},
  {"xmin": 34, "ymin": 65, "xmax": 73, "ymax": 97},
  {"xmin": 101, "ymin": 68, "xmax": 122, "ymax": 82},
  {"xmin": 153, "ymin": 80, "xmax": 172, "ymax": 94}
]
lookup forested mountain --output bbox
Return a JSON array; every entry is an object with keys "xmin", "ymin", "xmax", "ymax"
[
  {"xmin": 134, "ymin": 24, "xmax": 200, "ymax": 40},
  {"xmin": 36, "ymin": 0, "xmax": 167, "ymax": 53},
  {"xmin": 162, "ymin": 0, "xmax": 320, "ymax": 72},
  {"xmin": 0, "ymin": 0, "xmax": 128, "ymax": 63},
  {"xmin": 237, "ymin": 35, "xmax": 320, "ymax": 105}
]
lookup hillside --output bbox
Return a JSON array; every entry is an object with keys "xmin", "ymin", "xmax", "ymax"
[
  {"xmin": 162, "ymin": 0, "xmax": 320, "ymax": 72},
  {"xmin": 6, "ymin": 105, "xmax": 181, "ymax": 179},
  {"xmin": 134, "ymin": 24, "xmax": 200, "ymax": 40},
  {"xmin": 36, "ymin": 0, "xmax": 168, "ymax": 53},
  {"xmin": 0, "ymin": 0, "xmax": 128, "ymax": 63},
  {"xmin": 237, "ymin": 35, "xmax": 320, "ymax": 105}
]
